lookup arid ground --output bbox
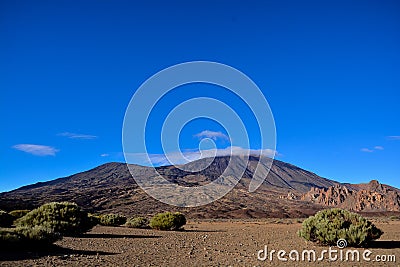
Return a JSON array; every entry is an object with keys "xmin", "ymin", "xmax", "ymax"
[{"xmin": 1, "ymin": 219, "xmax": 399, "ymax": 266}]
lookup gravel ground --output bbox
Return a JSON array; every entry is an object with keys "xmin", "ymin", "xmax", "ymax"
[{"xmin": 1, "ymin": 220, "xmax": 399, "ymax": 266}]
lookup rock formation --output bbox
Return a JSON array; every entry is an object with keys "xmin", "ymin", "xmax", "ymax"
[{"xmin": 301, "ymin": 180, "xmax": 400, "ymax": 211}]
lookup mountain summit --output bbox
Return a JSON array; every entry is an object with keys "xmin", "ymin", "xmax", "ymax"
[{"xmin": 1, "ymin": 156, "xmax": 398, "ymax": 218}]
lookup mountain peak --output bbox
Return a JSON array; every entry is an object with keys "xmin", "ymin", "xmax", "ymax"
[{"xmin": 1, "ymin": 158, "xmax": 399, "ymax": 218}]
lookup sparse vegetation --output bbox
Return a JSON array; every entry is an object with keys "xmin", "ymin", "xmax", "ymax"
[
  {"xmin": 9, "ymin": 210, "xmax": 31, "ymax": 220},
  {"xmin": 88, "ymin": 213, "xmax": 101, "ymax": 226},
  {"xmin": 0, "ymin": 226, "xmax": 61, "ymax": 248},
  {"xmin": 125, "ymin": 217, "xmax": 149, "ymax": 229},
  {"xmin": 149, "ymin": 212, "xmax": 186, "ymax": 231},
  {"xmin": 99, "ymin": 214, "xmax": 127, "ymax": 226},
  {"xmin": 0, "ymin": 210, "xmax": 14, "ymax": 227},
  {"xmin": 15, "ymin": 202, "xmax": 94, "ymax": 236},
  {"xmin": 298, "ymin": 208, "xmax": 383, "ymax": 247}
]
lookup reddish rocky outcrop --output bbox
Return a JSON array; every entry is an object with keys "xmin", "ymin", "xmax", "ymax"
[
  {"xmin": 279, "ymin": 192, "xmax": 298, "ymax": 200},
  {"xmin": 301, "ymin": 184, "xmax": 352, "ymax": 206},
  {"xmin": 301, "ymin": 180, "xmax": 400, "ymax": 212},
  {"xmin": 1, "ymin": 156, "xmax": 398, "ymax": 217}
]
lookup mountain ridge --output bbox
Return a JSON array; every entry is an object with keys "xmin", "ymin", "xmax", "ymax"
[{"xmin": 1, "ymin": 156, "xmax": 398, "ymax": 218}]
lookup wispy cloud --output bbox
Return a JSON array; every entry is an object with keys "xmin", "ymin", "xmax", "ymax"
[
  {"xmin": 361, "ymin": 146, "xmax": 384, "ymax": 153},
  {"xmin": 387, "ymin": 136, "xmax": 400, "ymax": 140},
  {"xmin": 100, "ymin": 153, "xmax": 109, "ymax": 157},
  {"xmin": 361, "ymin": 148, "xmax": 374, "ymax": 153},
  {"xmin": 125, "ymin": 146, "xmax": 279, "ymax": 166},
  {"xmin": 194, "ymin": 130, "xmax": 229, "ymax": 141},
  {"xmin": 58, "ymin": 132, "xmax": 97, "ymax": 140},
  {"xmin": 13, "ymin": 144, "xmax": 59, "ymax": 156}
]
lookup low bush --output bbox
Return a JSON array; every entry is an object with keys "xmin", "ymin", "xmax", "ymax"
[
  {"xmin": 88, "ymin": 213, "xmax": 101, "ymax": 226},
  {"xmin": 298, "ymin": 208, "xmax": 383, "ymax": 247},
  {"xmin": 149, "ymin": 212, "xmax": 186, "ymax": 231},
  {"xmin": 0, "ymin": 210, "xmax": 14, "ymax": 227},
  {"xmin": 14, "ymin": 226, "xmax": 62, "ymax": 245},
  {"xmin": 9, "ymin": 210, "xmax": 31, "ymax": 220},
  {"xmin": 125, "ymin": 217, "xmax": 149, "ymax": 229},
  {"xmin": 15, "ymin": 202, "xmax": 94, "ymax": 236},
  {"xmin": 99, "ymin": 214, "xmax": 127, "ymax": 226},
  {"xmin": 0, "ymin": 228, "xmax": 20, "ymax": 245},
  {"xmin": 0, "ymin": 226, "xmax": 61, "ymax": 249}
]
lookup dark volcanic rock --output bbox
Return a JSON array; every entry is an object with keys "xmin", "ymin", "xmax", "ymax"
[{"xmin": 0, "ymin": 157, "xmax": 398, "ymax": 218}]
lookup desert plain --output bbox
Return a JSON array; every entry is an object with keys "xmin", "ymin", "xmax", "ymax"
[{"xmin": 1, "ymin": 219, "xmax": 399, "ymax": 267}]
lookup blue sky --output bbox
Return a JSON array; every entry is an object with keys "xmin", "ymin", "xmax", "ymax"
[{"xmin": 1, "ymin": 0, "xmax": 399, "ymax": 192}]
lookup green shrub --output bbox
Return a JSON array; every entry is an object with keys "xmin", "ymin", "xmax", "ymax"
[
  {"xmin": 9, "ymin": 210, "xmax": 31, "ymax": 220},
  {"xmin": 14, "ymin": 226, "xmax": 62, "ymax": 245},
  {"xmin": 99, "ymin": 214, "xmax": 127, "ymax": 226},
  {"xmin": 125, "ymin": 217, "xmax": 149, "ymax": 229},
  {"xmin": 0, "ymin": 210, "xmax": 14, "ymax": 227},
  {"xmin": 0, "ymin": 226, "xmax": 61, "ymax": 249},
  {"xmin": 88, "ymin": 213, "xmax": 101, "ymax": 226},
  {"xmin": 149, "ymin": 212, "xmax": 186, "ymax": 231},
  {"xmin": 298, "ymin": 208, "xmax": 383, "ymax": 247},
  {"xmin": 15, "ymin": 202, "xmax": 94, "ymax": 236}
]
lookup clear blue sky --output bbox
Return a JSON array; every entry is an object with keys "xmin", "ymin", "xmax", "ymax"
[{"xmin": 1, "ymin": 0, "xmax": 399, "ymax": 192}]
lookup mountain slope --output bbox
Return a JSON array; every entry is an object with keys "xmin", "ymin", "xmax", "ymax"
[{"xmin": 0, "ymin": 156, "xmax": 397, "ymax": 218}]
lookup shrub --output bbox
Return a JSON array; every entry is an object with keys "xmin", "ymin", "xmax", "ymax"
[
  {"xmin": 15, "ymin": 202, "xmax": 94, "ymax": 236},
  {"xmin": 0, "ymin": 226, "xmax": 61, "ymax": 249},
  {"xmin": 149, "ymin": 212, "xmax": 186, "ymax": 231},
  {"xmin": 88, "ymin": 213, "xmax": 101, "ymax": 226},
  {"xmin": 14, "ymin": 226, "xmax": 62, "ymax": 245},
  {"xmin": 99, "ymin": 214, "xmax": 127, "ymax": 226},
  {"xmin": 9, "ymin": 210, "xmax": 31, "ymax": 220},
  {"xmin": 0, "ymin": 210, "xmax": 14, "ymax": 227},
  {"xmin": 125, "ymin": 217, "xmax": 149, "ymax": 229},
  {"xmin": 298, "ymin": 208, "xmax": 383, "ymax": 247},
  {"xmin": 0, "ymin": 228, "xmax": 20, "ymax": 245}
]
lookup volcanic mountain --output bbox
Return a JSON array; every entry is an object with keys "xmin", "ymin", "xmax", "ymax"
[{"xmin": 0, "ymin": 156, "xmax": 399, "ymax": 218}]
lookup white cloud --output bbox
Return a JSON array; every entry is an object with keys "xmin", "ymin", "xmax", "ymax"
[
  {"xmin": 361, "ymin": 146, "xmax": 384, "ymax": 153},
  {"xmin": 361, "ymin": 148, "xmax": 374, "ymax": 153},
  {"xmin": 194, "ymin": 130, "xmax": 229, "ymax": 141},
  {"xmin": 58, "ymin": 132, "xmax": 97, "ymax": 140},
  {"xmin": 100, "ymin": 153, "xmax": 109, "ymax": 157},
  {"xmin": 387, "ymin": 136, "xmax": 400, "ymax": 140},
  {"xmin": 126, "ymin": 146, "xmax": 279, "ymax": 166},
  {"xmin": 13, "ymin": 144, "xmax": 59, "ymax": 156}
]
